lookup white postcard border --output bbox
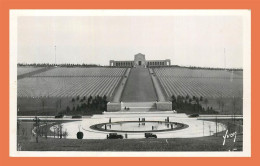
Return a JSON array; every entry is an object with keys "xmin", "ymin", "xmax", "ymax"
[{"xmin": 9, "ymin": 9, "xmax": 251, "ymax": 157}]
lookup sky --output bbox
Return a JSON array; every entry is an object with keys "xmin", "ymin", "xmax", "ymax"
[{"xmin": 18, "ymin": 15, "xmax": 244, "ymax": 68}]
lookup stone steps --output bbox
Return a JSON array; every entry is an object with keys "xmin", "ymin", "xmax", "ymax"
[
  {"xmin": 122, "ymin": 102, "xmax": 156, "ymax": 107},
  {"xmin": 120, "ymin": 107, "xmax": 157, "ymax": 112},
  {"xmin": 92, "ymin": 112, "xmax": 188, "ymax": 119},
  {"xmin": 103, "ymin": 111, "xmax": 175, "ymax": 115},
  {"xmin": 121, "ymin": 102, "xmax": 156, "ymax": 112}
]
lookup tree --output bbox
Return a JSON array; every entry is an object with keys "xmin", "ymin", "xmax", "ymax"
[
  {"xmin": 53, "ymin": 126, "xmax": 57, "ymax": 138},
  {"xmin": 59, "ymin": 99, "xmax": 62, "ymax": 108},
  {"xmin": 17, "ymin": 120, "xmax": 21, "ymax": 136},
  {"xmin": 215, "ymin": 115, "xmax": 218, "ymax": 137},
  {"xmin": 220, "ymin": 100, "xmax": 225, "ymax": 112},
  {"xmin": 41, "ymin": 98, "xmax": 45, "ymax": 112},
  {"xmin": 231, "ymin": 96, "xmax": 240, "ymax": 123},
  {"xmin": 204, "ymin": 98, "xmax": 209, "ymax": 109},
  {"xmin": 63, "ymin": 129, "xmax": 68, "ymax": 139},
  {"xmin": 186, "ymin": 94, "xmax": 190, "ymax": 100},
  {"xmin": 88, "ymin": 95, "xmax": 93, "ymax": 105},
  {"xmin": 103, "ymin": 95, "xmax": 108, "ymax": 111},
  {"xmin": 216, "ymin": 99, "xmax": 220, "ymax": 110},
  {"xmin": 58, "ymin": 124, "xmax": 63, "ymax": 139},
  {"xmin": 81, "ymin": 103, "xmax": 87, "ymax": 111},
  {"xmin": 55, "ymin": 100, "xmax": 59, "ymax": 113},
  {"xmin": 103, "ymin": 95, "xmax": 107, "ymax": 101},
  {"xmin": 171, "ymin": 95, "xmax": 176, "ymax": 103},
  {"xmin": 217, "ymin": 96, "xmax": 223, "ymax": 111},
  {"xmin": 172, "ymin": 102, "xmax": 177, "ymax": 110},
  {"xmin": 76, "ymin": 105, "xmax": 80, "ymax": 111},
  {"xmin": 66, "ymin": 106, "xmax": 70, "ymax": 113},
  {"xmin": 195, "ymin": 97, "xmax": 199, "ymax": 104},
  {"xmin": 41, "ymin": 120, "xmax": 48, "ymax": 139}
]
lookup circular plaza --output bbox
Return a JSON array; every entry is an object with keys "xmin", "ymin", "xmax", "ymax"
[{"xmin": 50, "ymin": 112, "xmax": 227, "ymax": 139}]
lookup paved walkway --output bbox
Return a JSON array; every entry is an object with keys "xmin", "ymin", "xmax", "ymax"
[
  {"xmin": 111, "ymin": 68, "xmax": 131, "ymax": 102},
  {"xmin": 149, "ymin": 68, "xmax": 167, "ymax": 101}
]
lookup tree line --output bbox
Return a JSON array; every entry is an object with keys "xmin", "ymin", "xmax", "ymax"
[
  {"xmin": 63, "ymin": 95, "xmax": 108, "ymax": 115},
  {"xmin": 153, "ymin": 65, "xmax": 243, "ymax": 71},
  {"xmin": 171, "ymin": 94, "xmax": 218, "ymax": 114},
  {"xmin": 17, "ymin": 63, "xmax": 101, "ymax": 67}
]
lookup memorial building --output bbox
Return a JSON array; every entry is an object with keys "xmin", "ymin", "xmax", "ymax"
[{"xmin": 109, "ymin": 53, "xmax": 171, "ymax": 67}]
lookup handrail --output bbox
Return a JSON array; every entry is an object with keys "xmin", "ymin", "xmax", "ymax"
[{"xmin": 149, "ymin": 68, "xmax": 159, "ymax": 101}]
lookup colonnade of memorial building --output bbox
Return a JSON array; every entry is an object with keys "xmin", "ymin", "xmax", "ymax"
[
  {"xmin": 109, "ymin": 53, "xmax": 171, "ymax": 67},
  {"xmin": 109, "ymin": 61, "xmax": 134, "ymax": 67},
  {"xmin": 146, "ymin": 60, "xmax": 171, "ymax": 67}
]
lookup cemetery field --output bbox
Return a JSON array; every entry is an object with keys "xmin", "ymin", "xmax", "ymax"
[
  {"xmin": 17, "ymin": 66, "xmax": 243, "ymax": 116},
  {"xmin": 17, "ymin": 67, "xmax": 127, "ymax": 98},
  {"xmin": 154, "ymin": 67, "xmax": 243, "ymax": 99},
  {"xmin": 17, "ymin": 67, "xmax": 128, "ymax": 116}
]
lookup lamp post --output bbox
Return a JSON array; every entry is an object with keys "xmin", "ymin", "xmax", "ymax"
[
  {"xmin": 33, "ymin": 116, "xmax": 40, "ymax": 143},
  {"xmin": 54, "ymin": 45, "xmax": 56, "ymax": 65}
]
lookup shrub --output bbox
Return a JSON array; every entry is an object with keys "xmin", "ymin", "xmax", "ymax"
[{"xmin": 77, "ymin": 132, "xmax": 84, "ymax": 139}]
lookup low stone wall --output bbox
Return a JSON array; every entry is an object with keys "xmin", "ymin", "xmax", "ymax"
[
  {"xmin": 156, "ymin": 102, "xmax": 172, "ymax": 111},
  {"xmin": 107, "ymin": 102, "xmax": 121, "ymax": 112}
]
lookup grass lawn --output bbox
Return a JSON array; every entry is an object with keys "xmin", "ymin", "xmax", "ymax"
[{"xmin": 19, "ymin": 135, "xmax": 234, "ymax": 151}]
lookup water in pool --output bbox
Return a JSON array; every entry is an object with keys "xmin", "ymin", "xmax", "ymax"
[{"xmin": 102, "ymin": 121, "xmax": 177, "ymax": 132}]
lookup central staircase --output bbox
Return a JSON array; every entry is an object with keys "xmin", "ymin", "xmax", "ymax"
[
  {"xmin": 107, "ymin": 67, "xmax": 172, "ymax": 112},
  {"xmin": 121, "ymin": 68, "xmax": 157, "ymax": 102}
]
